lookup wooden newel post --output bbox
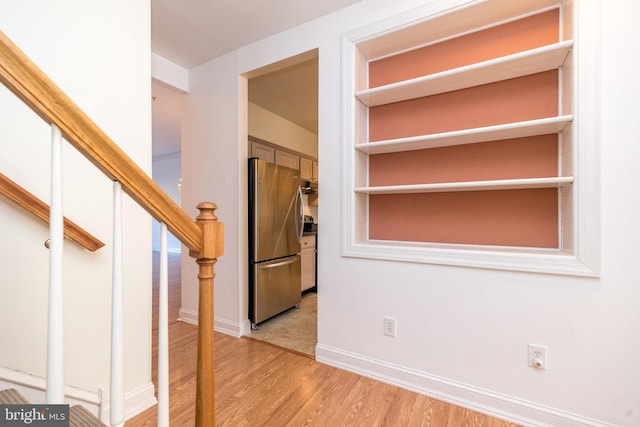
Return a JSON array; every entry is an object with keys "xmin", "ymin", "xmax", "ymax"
[{"xmin": 190, "ymin": 202, "xmax": 224, "ymax": 427}]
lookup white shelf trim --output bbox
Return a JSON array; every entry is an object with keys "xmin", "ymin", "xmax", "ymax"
[
  {"xmin": 355, "ymin": 115, "xmax": 573, "ymax": 154},
  {"xmin": 341, "ymin": 0, "xmax": 601, "ymax": 276},
  {"xmin": 355, "ymin": 40, "xmax": 573, "ymax": 107},
  {"xmin": 355, "ymin": 176, "xmax": 573, "ymax": 194}
]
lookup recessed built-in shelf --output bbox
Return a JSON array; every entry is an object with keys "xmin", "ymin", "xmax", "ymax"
[
  {"xmin": 355, "ymin": 115, "xmax": 573, "ymax": 155},
  {"xmin": 354, "ymin": 0, "xmax": 561, "ymax": 60},
  {"xmin": 355, "ymin": 176, "xmax": 573, "ymax": 195},
  {"xmin": 355, "ymin": 40, "xmax": 573, "ymax": 107}
]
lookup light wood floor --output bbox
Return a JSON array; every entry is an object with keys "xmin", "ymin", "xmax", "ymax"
[{"xmin": 127, "ymin": 252, "xmax": 520, "ymax": 426}]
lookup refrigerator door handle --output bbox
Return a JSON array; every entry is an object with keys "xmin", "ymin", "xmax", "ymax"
[
  {"xmin": 258, "ymin": 257, "xmax": 298, "ymax": 269},
  {"xmin": 295, "ymin": 186, "xmax": 304, "ymax": 241}
]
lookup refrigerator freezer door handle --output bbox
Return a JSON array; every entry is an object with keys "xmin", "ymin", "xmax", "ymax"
[{"xmin": 259, "ymin": 257, "xmax": 299, "ymax": 269}]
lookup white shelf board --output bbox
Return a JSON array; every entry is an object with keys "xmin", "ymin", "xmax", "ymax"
[
  {"xmin": 355, "ymin": 115, "xmax": 573, "ymax": 155},
  {"xmin": 354, "ymin": 0, "xmax": 561, "ymax": 60},
  {"xmin": 355, "ymin": 177, "xmax": 573, "ymax": 195},
  {"xmin": 355, "ymin": 40, "xmax": 573, "ymax": 107}
]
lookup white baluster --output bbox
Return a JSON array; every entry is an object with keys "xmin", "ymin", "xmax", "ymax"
[
  {"xmin": 111, "ymin": 181, "xmax": 124, "ymax": 427},
  {"xmin": 158, "ymin": 223, "xmax": 169, "ymax": 426},
  {"xmin": 47, "ymin": 124, "xmax": 64, "ymax": 404}
]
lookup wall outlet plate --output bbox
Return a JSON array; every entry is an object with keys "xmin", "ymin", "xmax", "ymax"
[
  {"xmin": 384, "ymin": 316, "xmax": 396, "ymax": 337},
  {"xmin": 528, "ymin": 344, "xmax": 547, "ymax": 370}
]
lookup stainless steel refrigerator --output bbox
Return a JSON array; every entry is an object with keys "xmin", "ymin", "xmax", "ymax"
[{"xmin": 248, "ymin": 158, "xmax": 303, "ymax": 328}]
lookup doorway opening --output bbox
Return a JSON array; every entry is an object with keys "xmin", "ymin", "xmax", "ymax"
[
  {"xmin": 151, "ymin": 79, "xmax": 184, "ymax": 255},
  {"xmin": 245, "ymin": 49, "xmax": 319, "ymax": 357},
  {"xmin": 151, "ymin": 79, "xmax": 185, "ymax": 337}
]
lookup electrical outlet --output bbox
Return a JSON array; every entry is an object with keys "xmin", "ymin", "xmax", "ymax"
[
  {"xmin": 528, "ymin": 344, "xmax": 547, "ymax": 370},
  {"xmin": 384, "ymin": 316, "xmax": 396, "ymax": 337}
]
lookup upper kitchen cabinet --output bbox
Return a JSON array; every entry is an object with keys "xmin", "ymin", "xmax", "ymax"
[
  {"xmin": 250, "ymin": 139, "xmax": 275, "ymax": 163},
  {"xmin": 275, "ymin": 150, "xmax": 299, "ymax": 170},
  {"xmin": 300, "ymin": 157, "xmax": 312, "ymax": 180},
  {"xmin": 300, "ymin": 158, "xmax": 319, "ymax": 182},
  {"xmin": 250, "ymin": 137, "xmax": 318, "ymax": 180}
]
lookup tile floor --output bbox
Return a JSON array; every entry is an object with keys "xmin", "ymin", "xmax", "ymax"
[{"xmin": 249, "ymin": 292, "xmax": 317, "ymax": 357}]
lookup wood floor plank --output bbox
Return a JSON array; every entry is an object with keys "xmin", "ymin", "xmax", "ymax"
[
  {"xmin": 381, "ymin": 388, "xmax": 450, "ymax": 426},
  {"xmin": 126, "ymin": 253, "xmax": 522, "ymax": 426},
  {"xmin": 285, "ymin": 364, "xmax": 362, "ymax": 426},
  {"xmin": 329, "ymin": 377, "xmax": 389, "ymax": 426}
]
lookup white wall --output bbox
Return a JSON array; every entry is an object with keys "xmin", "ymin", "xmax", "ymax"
[
  {"xmin": 248, "ymin": 102, "xmax": 318, "ymax": 158},
  {"xmin": 0, "ymin": 0, "xmax": 154, "ymax": 417},
  {"xmin": 181, "ymin": 0, "xmax": 640, "ymax": 425},
  {"xmin": 181, "ymin": 52, "xmax": 246, "ymax": 330}
]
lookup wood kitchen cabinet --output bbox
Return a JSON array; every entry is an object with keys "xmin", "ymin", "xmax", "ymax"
[
  {"xmin": 299, "ymin": 157, "xmax": 319, "ymax": 184},
  {"xmin": 250, "ymin": 140, "xmax": 275, "ymax": 163},
  {"xmin": 300, "ymin": 157, "xmax": 313, "ymax": 180},
  {"xmin": 300, "ymin": 234, "xmax": 316, "ymax": 292},
  {"xmin": 275, "ymin": 150, "xmax": 299, "ymax": 170}
]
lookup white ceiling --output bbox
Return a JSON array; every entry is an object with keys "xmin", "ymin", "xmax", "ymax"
[
  {"xmin": 151, "ymin": 0, "xmax": 361, "ymax": 69},
  {"xmin": 248, "ymin": 56, "xmax": 319, "ymax": 134},
  {"xmin": 151, "ymin": 1, "xmax": 358, "ymax": 157}
]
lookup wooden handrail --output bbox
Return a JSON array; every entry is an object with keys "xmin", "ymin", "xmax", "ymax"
[
  {"xmin": 0, "ymin": 31, "xmax": 201, "ymax": 254},
  {"xmin": 1, "ymin": 31, "xmax": 224, "ymax": 426},
  {"xmin": 0, "ymin": 172, "xmax": 105, "ymax": 251}
]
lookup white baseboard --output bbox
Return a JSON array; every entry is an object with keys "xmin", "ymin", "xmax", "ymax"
[
  {"xmin": 215, "ymin": 317, "xmax": 250, "ymax": 337},
  {"xmin": 238, "ymin": 319, "xmax": 252, "ymax": 337},
  {"xmin": 0, "ymin": 367, "xmax": 101, "ymax": 417},
  {"xmin": 178, "ymin": 307, "xmax": 198, "ymax": 325},
  {"xmin": 178, "ymin": 307, "xmax": 250, "ymax": 337},
  {"xmin": 99, "ymin": 381, "xmax": 157, "ymax": 424},
  {"xmin": 315, "ymin": 344, "xmax": 615, "ymax": 427}
]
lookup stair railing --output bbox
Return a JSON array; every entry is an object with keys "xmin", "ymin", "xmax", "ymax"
[
  {"xmin": 0, "ymin": 30, "xmax": 222, "ymax": 426},
  {"xmin": 48, "ymin": 123, "xmax": 64, "ymax": 404},
  {"xmin": 0, "ymin": 172, "xmax": 104, "ymax": 252}
]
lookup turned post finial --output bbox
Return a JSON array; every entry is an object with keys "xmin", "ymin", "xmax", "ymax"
[
  {"xmin": 196, "ymin": 202, "xmax": 218, "ymax": 221},
  {"xmin": 191, "ymin": 202, "xmax": 223, "ymax": 260}
]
